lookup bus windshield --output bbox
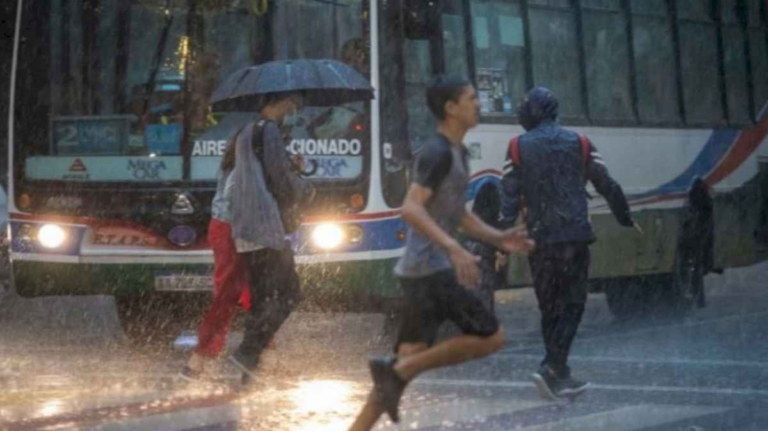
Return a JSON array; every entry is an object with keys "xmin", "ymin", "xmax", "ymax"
[{"xmin": 13, "ymin": 0, "xmax": 370, "ymax": 186}]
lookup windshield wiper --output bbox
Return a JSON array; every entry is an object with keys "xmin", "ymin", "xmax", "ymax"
[{"xmin": 141, "ymin": 0, "xmax": 175, "ymax": 126}]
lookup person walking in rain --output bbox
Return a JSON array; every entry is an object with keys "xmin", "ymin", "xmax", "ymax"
[
  {"xmin": 463, "ymin": 182, "xmax": 507, "ymax": 314},
  {"xmin": 347, "ymin": 76, "xmax": 534, "ymax": 431},
  {"xmin": 226, "ymin": 91, "xmax": 316, "ymax": 385},
  {"xmin": 677, "ymin": 177, "xmax": 716, "ymax": 308},
  {"xmin": 178, "ymin": 136, "xmax": 252, "ymax": 381},
  {"xmin": 500, "ymin": 87, "xmax": 637, "ymax": 400}
]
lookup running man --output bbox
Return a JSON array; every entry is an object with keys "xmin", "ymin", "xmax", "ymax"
[{"xmin": 347, "ymin": 76, "xmax": 534, "ymax": 431}]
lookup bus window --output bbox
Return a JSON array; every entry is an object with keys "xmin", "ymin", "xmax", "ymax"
[
  {"xmin": 528, "ymin": 0, "xmax": 571, "ymax": 7},
  {"xmin": 379, "ymin": 1, "xmax": 410, "ymax": 208},
  {"xmin": 441, "ymin": 1, "xmax": 470, "ymax": 80},
  {"xmin": 469, "ymin": 0, "xmax": 526, "ymax": 116},
  {"xmin": 677, "ymin": 0, "xmax": 726, "ymax": 126},
  {"xmin": 630, "ymin": 0, "xmax": 682, "ymax": 125},
  {"xmin": 748, "ymin": 2, "xmax": 768, "ymax": 116},
  {"xmin": 527, "ymin": 0, "xmax": 585, "ymax": 120},
  {"xmin": 630, "ymin": 0, "xmax": 667, "ymax": 15},
  {"xmin": 581, "ymin": 0, "xmax": 621, "ymax": 8},
  {"xmin": 582, "ymin": 0, "xmax": 635, "ymax": 123},
  {"xmin": 722, "ymin": 25, "xmax": 752, "ymax": 125},
  {"xmin": 403, "ymin": 39, "xmax": 436, "ymax": 155},
  {"xmin": 748, "ymin": 0, "xmax": 767, "ymax": 27}
]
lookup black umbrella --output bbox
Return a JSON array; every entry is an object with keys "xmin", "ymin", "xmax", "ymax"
[{"xmin": 210, "ymin": 59, "xmax": 374, "ymax": 111}]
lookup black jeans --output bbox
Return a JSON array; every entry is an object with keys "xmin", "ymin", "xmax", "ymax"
[
  {"xmin": 528, "ymin": 243, "xmax": 590, "ymax": 377},
  {"xmin": 235, "ymin": 247, "xmax": 302, "ymax": 369}
]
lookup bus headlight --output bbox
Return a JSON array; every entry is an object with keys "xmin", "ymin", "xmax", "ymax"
[
  {"xmin": 312, "ymin": 223, "xmax": 345, "ymax": 250},
  {"xmin": 37, "ymin": 224, "xmax": 67, "ymax": 249}
]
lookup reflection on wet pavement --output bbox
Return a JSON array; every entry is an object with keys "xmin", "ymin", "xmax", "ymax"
[
  {"xmin": 0, "ymin": 374, "xmax": 371, "ymax": 431},
  {"xmin": 2, "ymin": 264, "xmax": 768, "ymax": 430}
]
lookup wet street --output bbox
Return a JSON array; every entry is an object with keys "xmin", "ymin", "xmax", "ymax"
[{"xmin": 1, "ymin": 263, "xmax": 767, "ymax": 431}]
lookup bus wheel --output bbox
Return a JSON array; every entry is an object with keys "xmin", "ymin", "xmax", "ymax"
[{"xmin": 603, "ymin": 275, "xmax": 679, "ymax": 321}]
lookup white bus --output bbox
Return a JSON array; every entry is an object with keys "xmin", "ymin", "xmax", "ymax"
[{"xmin": 6, "ymin": 0, "xmax": 768, "ymax": 320}]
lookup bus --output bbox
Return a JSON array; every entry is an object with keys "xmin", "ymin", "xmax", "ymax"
[
  {"xmin": 410, "ymin": 0, "xmax": 768, "ymax": 318},
  {"xmin": 6, "ymin": 0, "xmax": 768, "ymax": 320},
  {"xmin": 7, "ymin": 0, "xmax": 409, "ymax": 313}
]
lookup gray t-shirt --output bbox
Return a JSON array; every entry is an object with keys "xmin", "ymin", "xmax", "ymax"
[{"xmin": 394, "ymin": 134, "xmax": 470, "ymax": 278}]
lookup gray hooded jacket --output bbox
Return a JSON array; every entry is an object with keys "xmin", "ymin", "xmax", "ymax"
[{"xmin": 230, "ymin": 118, "xmax": 313, "ymax": 251}]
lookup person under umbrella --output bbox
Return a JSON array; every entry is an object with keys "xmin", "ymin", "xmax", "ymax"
[
  {"xmin": 225, "ymin": 91, "xmax": 316, "ymax": 385},
  {"xmin": 209, "ymin": 59, "xmax": 373, "ymax": 385}
]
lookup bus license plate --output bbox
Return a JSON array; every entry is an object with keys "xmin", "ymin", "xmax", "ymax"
[{"xmin": 154, "ymin": 274, "xmax": 213, "ymax": 292}]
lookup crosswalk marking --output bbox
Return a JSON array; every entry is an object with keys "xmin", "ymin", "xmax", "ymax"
[
  {"xmin": 85, "ymin": 404, "xmax": 243, "ymax": 431},
  {"xmin": 416, "ymin": 378, "xmax": 768, "ymax": 397},
  {"xmin": 378, "ymin": 399, "xmax": 549, "ymax": 430},
  {"xmin": 515, "ymin": 404, "xmax": 730, "ymax": 431},
  {"xmin": 0, "ymin": 377, "xmax": 737, "ymax": 431}
]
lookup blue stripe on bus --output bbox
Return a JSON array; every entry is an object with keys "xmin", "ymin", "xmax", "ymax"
[
  {"xmin": 628, "ymin": 128, "xmax": 739, "ymax": 200},
  {"xmin": 295, "ymin": 216, "xmax": 408, "ymax": 255}
]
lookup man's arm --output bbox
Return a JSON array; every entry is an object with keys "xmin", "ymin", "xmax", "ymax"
[
  {"xmin": 460, "ymin": 210, "xmax": 500, "ymax": 246},
  {"xmin": 403, "ymin": 143, "xmax": 483, "ymax": 288},
  {"xmin": 262, "ymin": 122, "xmax": 314, "ymax": 204},
  {"xmin": 460, "ymin": 209, "xmax": 533, "ymax": 254},
  {"xmin": 585, "ymin": 141, "xmax": 634, "ymax": 227},
  {"xmin": 402, "ymin": 183, "xmax": 481, "ymax": 288}
]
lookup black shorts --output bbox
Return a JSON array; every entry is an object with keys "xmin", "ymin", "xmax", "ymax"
[{"xmin": 395, "ymin": 270, "xmax": 500, "ymax": 350}]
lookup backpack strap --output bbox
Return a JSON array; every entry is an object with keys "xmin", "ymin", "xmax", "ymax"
[
  {"xmin": 251, "ymin": 119, "xmax": 268, "ymax": 161},
  {"xmin": 251, "ymin": 119, "xmax": 284, "ymax": 202},
  {"xmin": 577, "ymin": 134, "xmax": 590, "ymax": 167},
  {"xmin": 508, "ymin": 136, "xmax": 522, "ymax": 167},
  {"xmin": 508, "ymin": 134, "xmax": 591, "ymax": 170}
]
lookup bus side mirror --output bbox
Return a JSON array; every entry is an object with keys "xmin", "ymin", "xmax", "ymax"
[{"xmin": 402, "ymin": 0, "xmax": 441, "ymax": 40}]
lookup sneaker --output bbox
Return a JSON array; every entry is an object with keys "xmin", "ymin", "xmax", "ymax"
[
  {"xmin": 556, "ymin": 376, "xmax": 589, "ymax": 398},
  {"xmin": 531, "ymin": 365, "xmax": 560, "ymax": 401},
  {"xmin": 369, "ymin": 356, "xmax": 408, "ymax": 423},
  {"xmin": 178, "ymin": 365, "xmax": 203, "ymax": 383}
]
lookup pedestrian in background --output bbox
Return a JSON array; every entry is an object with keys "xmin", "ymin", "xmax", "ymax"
[
  {"xmin": 463, "ymin": 181, "xmax": 506, "ymax": 314},
  {"xmin": 501, "ymin": 87, "xmax": 638, "ymax": 400}
]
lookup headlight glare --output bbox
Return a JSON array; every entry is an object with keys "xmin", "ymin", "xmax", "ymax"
[
  {"xmin": 312, "ymin": 223, "xmax": 345, "ymax": 250},
  {"xmin": 38, "ymin": 224, "xmax": 67, "ymax": 249}
]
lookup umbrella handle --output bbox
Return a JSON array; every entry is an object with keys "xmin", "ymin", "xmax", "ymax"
[{"xmin": 299, "ymin": 159, "xmax": 319, "ymax": 177}]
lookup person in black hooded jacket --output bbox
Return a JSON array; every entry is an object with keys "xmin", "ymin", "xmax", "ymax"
[{"xmin": 500, "ymin": 87, "xmax": 637, "ymax": 400}]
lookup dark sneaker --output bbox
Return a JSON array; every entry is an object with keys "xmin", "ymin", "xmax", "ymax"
[
  {"xmin": 531, "ymin": 365, "xmax": 560, "ymax": 401},
  {"xmin": 178, "ymin": 365, "xmax": 203, "ymax": 383},
  {"xmin": 369, "ymin": 356, "xmax": 408, "ymax": 423},
  {"xmin": 229, "ymin": 354, "xmax": 259, "ymax": 386},
  {"xmin": 556, "ymin": 376, "xmax": 589, "ymax": 398}
]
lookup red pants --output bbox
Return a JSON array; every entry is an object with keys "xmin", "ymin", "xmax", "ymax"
[{"xmin": 194, "ymin": 219, "xmax": 251, "ymax": 358}]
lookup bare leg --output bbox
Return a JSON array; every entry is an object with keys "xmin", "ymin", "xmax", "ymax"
[
  {"xmin": 346, "ymin": 343, "xmax": 428, "ymax": 431},
  {"xmin": 346, "ymin": 329, "xmax": 505, "ymax": 431},
  {"xmin": 346, "ymin": 392, "xmax": 386, "ymax": 431},
  {"xmin": 394, "ymin": 329, "xmax": 505, "ymax": 381}
]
